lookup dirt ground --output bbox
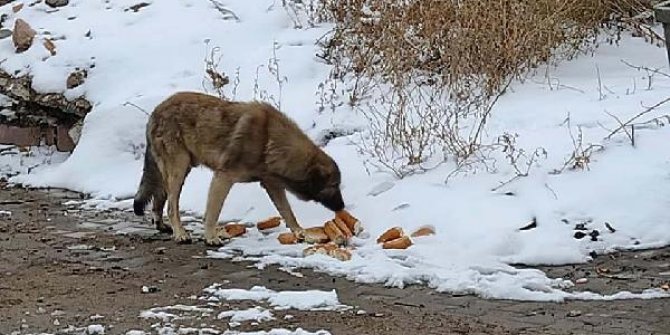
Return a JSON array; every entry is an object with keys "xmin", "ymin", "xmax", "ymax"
[{"xmin": 0, "ymin": 185, "xmax": 669, "ymax": 335}]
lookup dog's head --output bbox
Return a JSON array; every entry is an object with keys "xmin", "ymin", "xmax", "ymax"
[{"xmin": 284, "ymin": 151, "xmax": 345, "ymax": 212}]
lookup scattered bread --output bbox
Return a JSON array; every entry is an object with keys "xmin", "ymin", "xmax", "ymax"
[
  {"xmin": 333, "ymin": 217, "xmax": 353, "ymax": 239},
  {"xmin": 302, "ymin": 227, "xmax": 330, "ymax": 244},
  {"xmin": 410, "ymin": 225, "xmax": 436, "ymax": 238},
  {"xmin": 336, "ymin": 210, "xmax": 364, "ymax": 236},
  {"xmin": 382, "ymin": 236, "xmax": 413, "ymax": 249},
  {"xmin": 329, "ymin": 248, "xmax": 352, "ymax": 261},
  {"xmin": 377, "ymin": 227, "xmax": 404, "ymax": 243},
  {"xmin": 257, "ymin": 216, "xmax": 281, "ymax": 231},
  {"xmin": 277, "ymin": 232, "xmax": 298, "ymax": 245},
  {"xmin": 324, "ymin": 220, "xmax": 347, "ymax": 246},
  {"xmin": 303, "ymin": 242, "xmax": 352, "ymax": 261},
  {"xmin": 224, "ymin": 223, "xmax": 247, "ymax": 238}
]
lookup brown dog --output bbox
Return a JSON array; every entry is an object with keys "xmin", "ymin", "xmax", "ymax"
[{"xmin": 133, "ymin": 91, "xmax": 345, "ymax": 246}]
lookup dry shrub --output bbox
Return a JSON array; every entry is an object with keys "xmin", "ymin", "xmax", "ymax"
[{"xmin": 309, "ymin": 0, "xmax": 658, "ymax": 177}]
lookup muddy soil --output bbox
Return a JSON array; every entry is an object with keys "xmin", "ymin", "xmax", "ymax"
[{"xmin": 0, "ymin": 186, "xmax": 668, "ymax": 335}]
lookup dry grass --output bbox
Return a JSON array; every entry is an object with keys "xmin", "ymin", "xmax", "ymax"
[{"xmin": 303, "ymin": 0, "xmax": 660, "ymax": 177}]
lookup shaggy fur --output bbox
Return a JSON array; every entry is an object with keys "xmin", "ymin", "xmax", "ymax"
[{"xmin": 133, "ymin": 91, "xmax": 345, "ymax": 245}]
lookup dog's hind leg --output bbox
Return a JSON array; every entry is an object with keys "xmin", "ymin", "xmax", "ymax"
[
  {"xmin": 202, "ymin": 172, "xmax": 234, "ymax": 246},
  {"xmin": 151, "ymin": 187, "xmax": 171, "ymax": 233},
  {"xmin": 261, "ymin": 180, "xmax": 303, "ymax": 234},
  {"xmin": 159, "ymin": 151, "xmax": 193, "ymax": 244}
]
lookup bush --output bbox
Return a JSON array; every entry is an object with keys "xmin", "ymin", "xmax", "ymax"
[{"xmin": 311, "ymin": 0, "xmax": 659, "ymax": 177}]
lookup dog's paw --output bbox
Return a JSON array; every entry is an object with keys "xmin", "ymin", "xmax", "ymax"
[
  {"xmin": 173, "ymin": 232, "xmax": 192, "ymax": 244},
  {"xmin": 154, "ymin": 221, "xmax": 173, "ymax": 234},
  {"xmin": 204, "ymin": 236, "xmax": 224, "ymax": 247}
]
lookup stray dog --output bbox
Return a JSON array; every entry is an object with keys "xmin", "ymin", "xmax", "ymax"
[{"xmin": 133, "ymin": 91, "xmax": 345, "ymax": 246}]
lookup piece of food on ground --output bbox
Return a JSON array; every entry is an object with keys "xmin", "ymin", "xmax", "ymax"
[
  {"xmin": 336, "ymin": 210, "xmax": 364, "ymax": 236},
  {"xmin": 225, "ymin": 223, "xmax": 247, "ymax": 238},
  {"xmin": 410, "ymin": 225, "xmax": 436, "ymax": 238},
  {"xmin": 333, "ymin": 217, "xmax": 353, "ymax": 239},
  {"xmin": 302, "ymin": 227, "xmax": 330, "ymax": 244},
  {"xmin": 382, "ymin": 236, "xmax": 413, "ymax": 249},
  {"xmin": 324, "ymin": 220, "xmax": 347, "ymax": 246},
  {"xmin": 277, "ymin": 232, "xmax": 298, "ymax": 244},
  {"xmin": 377, "ymin": 227, "xmax": 404, "ymax": 243},
  {"xmin": 303, "ymin": 242, "xmax": 352, "ymax": 261},
  {"xmin": 257, "ymin": 216, "xmax": 282, "ymax": 230}
]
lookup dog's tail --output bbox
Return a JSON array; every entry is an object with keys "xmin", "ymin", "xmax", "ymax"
[{"xmin": 133, "ymin": 136, "xmax": 163, "ymax": 216}]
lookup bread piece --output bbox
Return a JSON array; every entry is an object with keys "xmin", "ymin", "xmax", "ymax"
[
  {"xmin": 335, "ymin": 210, "xmax": 364, "ymax": 235},
  {"xmin": 333, "ymin": 217, "xmax": 353, "ymax": 239},
  {"xmin": 303, "ymin": 242, "xmax": 351, "ymax": 261},
  {"xmin": 224, "ymin": 223, "xmax": 247, "ymax": 238},
  {"xmin": 328, "ymin": 248, "xmax": 352, "ymax": 261},
  {"xmin": 303, "ymin": 242, "xmax": 338, "ymax": 256},
  {"xmin": 257, "ymin": 216, "xmax": 282, "ymax": 230},
  {"xmin": 302, "ymin": 227, "xmax": 330, "ymax": 244},
  {"xmin": 410, "ymin": 225, "xmax": 436, "ymax": 238},
  {"xmin": 377, "ymin": 227, "xmax": 403, "ymax": 243},
  {"xmin": 277, "ymin": 232, "xmax": 298, "ymax": 244},
  {"xmin": 382, "ymin": 236, "xmax": 413, "ymax": 249},
  {"xmin": 324, "ymin": 220, "xmax": 347, "ymax": 246}
]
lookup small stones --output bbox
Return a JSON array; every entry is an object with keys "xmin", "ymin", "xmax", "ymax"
[
  {"xmin": 575, "ymin": 278, "xmax": 588, "ymax": 284},
  {"xmin": 573, "ymin": 231, "xmax": 587, "ymax": 239},
  {"xmin": 66, "ymin": 69, "xmax": 87, "ymax": 89},
  {"xmin": 567, "ymin": 310, "xmax": 582, "ymax": 317},
  {"xmin": 12, "ymin": 19, "xmax": 36, "ymax": 52},
  {"xmin": 127, "ymin": 2, "xmax": 150, "ymax": 12},
  {"xmin": 45, "ymin": 0, "xmax": 69, "ymax": 8},
  {"xmin": 0, "ymin": 29, "xmax": 12, "ymax": 39},
  {"xmin": 43, "ymin": 38, "xmax": 56, "ymax": 56},
  {"xmin": 141, "ymin": 285, "xmax": 159, "ymax": 294},
  {"xmin": 589, "ymin": 230, "xmax": 600, "ymax": 241}
]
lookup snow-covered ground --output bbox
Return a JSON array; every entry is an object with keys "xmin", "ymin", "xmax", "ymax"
[{"xmin": 2, "ymin": 1, "xmax": 670, "ymax": 301}]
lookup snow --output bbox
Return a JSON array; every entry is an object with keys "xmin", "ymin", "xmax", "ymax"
[
  {"xmin": 2, "ymin": 1, "xmax": 670, "ymax": 301},
  {"xmin": 203, "ymin": 285, "xmax": 347, "ymax": 311},
  {"xmin": 217, "ymin": 307, "xmax": 274, "ymax": 323},
  {"xmin": 0, "ymin": 145, "xmax": 68, "ymax": 179}
]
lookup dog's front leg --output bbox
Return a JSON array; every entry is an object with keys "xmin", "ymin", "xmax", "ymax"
[
  {"xmin": 203, "ymin": 172, "xmax": 234, "ymax": 246},
  {"xmin": 261, "ymin": 181, "xmax": 303, "ymax": 234}
]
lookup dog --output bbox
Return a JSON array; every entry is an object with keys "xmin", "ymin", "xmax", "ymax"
[{"xmin": 132, "ymin": 91, "xmax": 345, "ymax": 246}]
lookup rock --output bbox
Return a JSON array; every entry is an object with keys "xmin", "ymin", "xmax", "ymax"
[
  {"xmin": 0, "ymin": 28, "xmax": 11, "ymax": 39},
  {"xmin": 11, "ymin": 3, "xmax": 22, "ymax": 12},
  {"xmin": 43, "ymin": 38, "xmax": 56, "ymax": 55},
  {"xmin": 45, "ymin": 0, "xmax": 69, "ymax": 8},
  {"xmin": 12, "ymin": 19, "xmax": 35, "ymax": 52},
  {"xmin": 66, "ymin": 69, "xmax": 87, "ymax": 89},
  {"xmin": 0, "ymin": 1, "xmax": 15, "ymax": 8},
  {"xmin": 68, "ymin": 120, "xmax": 83, "ymax": 145},
  {"xmin": 127, "ymin": 2, "xmax": 150, "ymax": 12}
]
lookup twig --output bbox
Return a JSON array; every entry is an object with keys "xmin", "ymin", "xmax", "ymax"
[
  {"xmin": 620, "ymin": 59, "xmax": 670, "ymax": 79},
  {"xmin": 208, "ymin": 0, "xmax": 240, "ymax": 21},
  {"xmin": 605, "ymin": 97, "xmax": 670, "ymax": 140},
  {"xmin": 123, "ymin": 102, "xmax": 149, "ymax": 116},
  {"xmin": 603, "ymin": 110, "xmax": 633, "ymax": 145}
]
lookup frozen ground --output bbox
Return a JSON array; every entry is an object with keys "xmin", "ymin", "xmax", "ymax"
[
  {"xmin": 1, "ymin": 187, "xmax": 669, "ymax": 335},
  {"xmin": 1, "ymin": 1, "xmax": 670, "ymax": 301}
]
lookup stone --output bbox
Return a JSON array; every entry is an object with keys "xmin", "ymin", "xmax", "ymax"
[
  {"xmin": 12, "ymin": 19, "xmax": 35, "ymax": 52},
  {"xmin": 11, "ymin": 3, "xmax": 22, "ymax": 12},
  {"xmin": 66, "ymin": 69, "xmax": 87, "ymax": 89},
  {"xmin": 0, "ymin": 1, "xmax": 15, "ymax": 8},
  {"xmin": 43, "ymin": 38, "xmax": 56, "ymax": 55},
  {"xmin": 45, "ymin": 0, "xmax": 69, "ymax": 8},
  {"xmin": 0, "ymin": 28, "xmax": 11, "ymax": 39}
]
